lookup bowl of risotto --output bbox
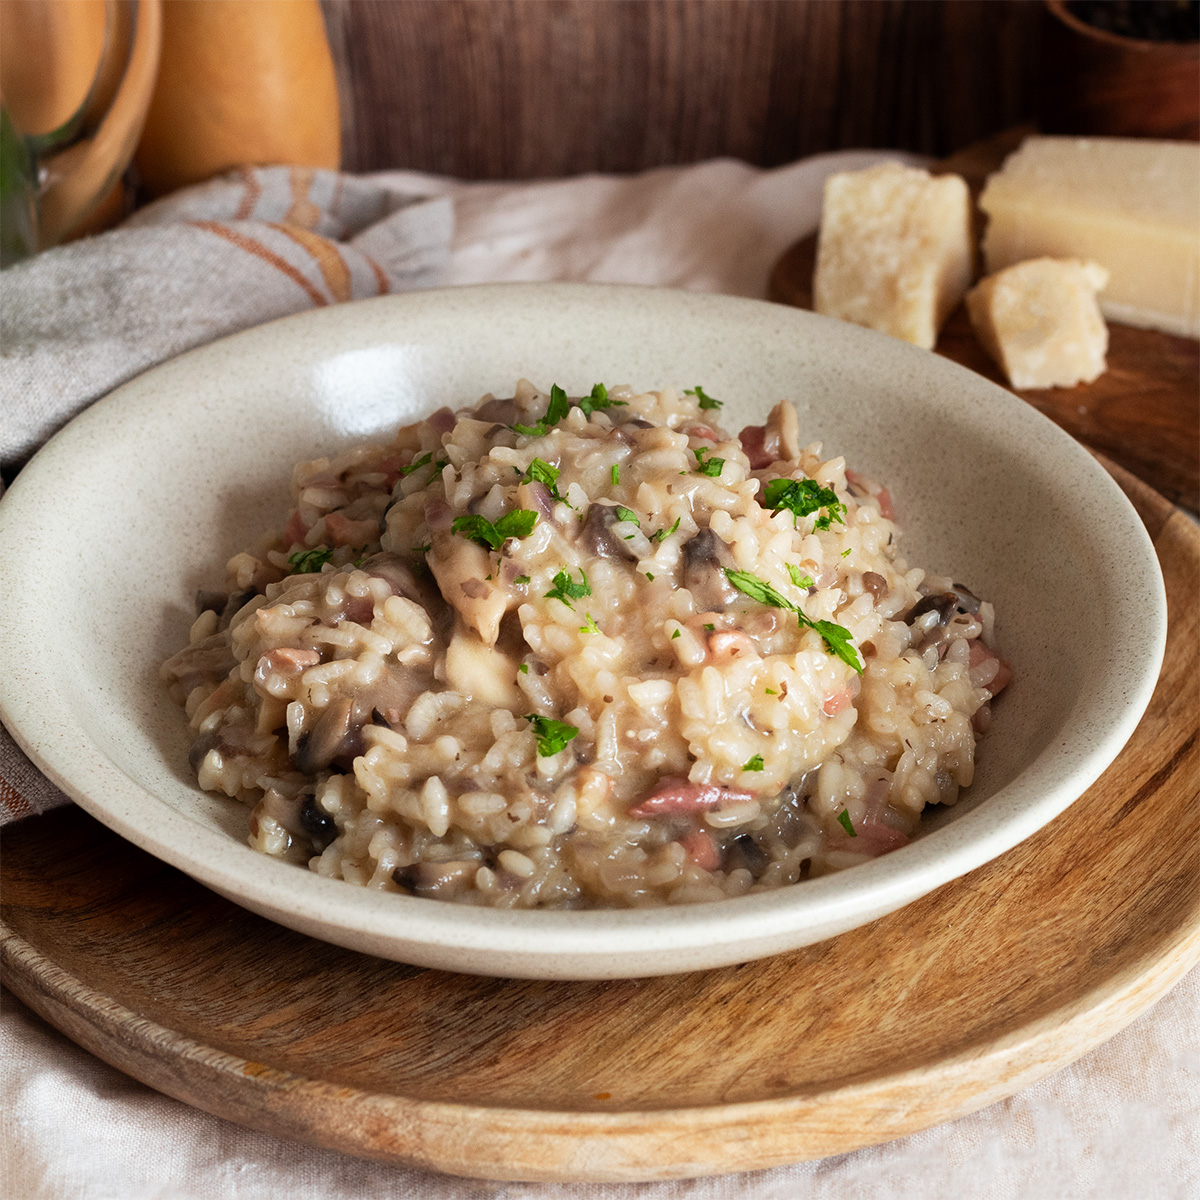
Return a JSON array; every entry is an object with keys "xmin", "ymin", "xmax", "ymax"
[{"xmin": 0, "ymin": 284, "xmax": 1165, "ymax": 978}]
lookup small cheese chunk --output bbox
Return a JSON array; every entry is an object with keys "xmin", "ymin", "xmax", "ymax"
[
  {"xmin": 814, "ymin": 163, "xmax": 972, "ymax": 350},
  {"xmin": 980, "ymin": 137, "xmax": 1200, "ymax": 338},
  {"xmin": 966, "ymin": 258, "xmax": 1109, "ymax": 390}
]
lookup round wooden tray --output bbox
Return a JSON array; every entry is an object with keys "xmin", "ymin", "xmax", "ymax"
[{"xmin": 1, "ymin": 461, "xmax": 1196, "ymax": 1184}]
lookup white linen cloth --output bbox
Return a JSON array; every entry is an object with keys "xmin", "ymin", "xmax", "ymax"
[{"xmin": 2, "ymin": 150, "xmax": 1196, "ymax": 1199}]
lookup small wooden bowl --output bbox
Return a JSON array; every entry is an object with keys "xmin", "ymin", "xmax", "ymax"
[{"xmin": 1040, "ymin": 0, "xmax": 1200, "ymax": 139}]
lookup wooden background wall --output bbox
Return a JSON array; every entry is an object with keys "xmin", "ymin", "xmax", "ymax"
[{"xmin": 320, "ymin": 0, "xmax": 1044, "ymax": 179}]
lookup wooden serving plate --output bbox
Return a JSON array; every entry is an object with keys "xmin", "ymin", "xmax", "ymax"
[
  {"xmin": 768, "ymin": 129, "xmax": 1200, "ymax": 513},
  {"xmin": 1, "ymin": 461, "xmax": 1196, "ymax": 1184}
]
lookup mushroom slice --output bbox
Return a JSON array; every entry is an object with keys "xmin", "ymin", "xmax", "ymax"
[
  {"xmin": 427, "ymin": 531, "xmax": 513, "ymax": 646},
  {"xmin": 445, "ymin": 624, "xmax": 522, "ymax": 708},
  {"xmin": 681, "ymin": 529, "xmax": 741, "ymax": 610}
]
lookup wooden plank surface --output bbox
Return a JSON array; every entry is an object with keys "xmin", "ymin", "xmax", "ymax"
[
  {"xmin": 2, "ymin": 460, "xmax": 1196, "ymax": 1183},
  {"xmin": 321, "ymin": 0, "xmax": 1042, "ymax": 178},
  {"xmin": 768, "ymin": 130, "xmax": 1200, "ymax": 512}
]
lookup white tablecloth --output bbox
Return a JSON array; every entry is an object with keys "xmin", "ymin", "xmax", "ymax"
[{"xmin": 3, "ymin": 151, "xmax": 1197, "ymax": 1199}]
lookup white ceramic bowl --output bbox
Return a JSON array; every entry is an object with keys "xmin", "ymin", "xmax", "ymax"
[{"xmin": 0, "ymin": 284, "xmax": 1166, "ymax": 979}]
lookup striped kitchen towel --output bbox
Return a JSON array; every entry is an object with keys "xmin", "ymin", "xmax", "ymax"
[
  {"xmin": 0, "ymin": 164, "xmax": 452, "ymax": 474},
  {"xmin": 0, "ymin": 164, "xmax": 452, "ymax": 823}
]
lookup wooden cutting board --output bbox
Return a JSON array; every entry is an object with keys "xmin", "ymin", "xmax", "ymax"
[
  {"xmin": 768, "ymin": 129, "xmax": 1200, "ymax": 513},
  {"xmin": 1, "ymin": 459, "xmax": 1196, "ymax": 1183}
]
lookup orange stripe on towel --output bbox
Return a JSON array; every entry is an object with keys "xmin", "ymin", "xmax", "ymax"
[
  {"xmin": 0, "ymin": 777, "xmax": 32, "ymax": 820},
  {"xmin": 234, "ymin": 167, "xmax": 262, "ymax": 220},
  {"xmin": 191, "ymin": 221, "xmax": 327, "ymax": 307},
  {"xmin": 365, "ymin": 254, "xmax": 390, "ymax": 296},
  {"xmin": 285, "ymin": 166, "xmax": 321, "ymax": 230},
  {"xmin": 270, "ymin": 223, "xmax": 352, "ymax": 303}
]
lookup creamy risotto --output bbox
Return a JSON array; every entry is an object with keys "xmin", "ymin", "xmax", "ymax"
[{"xmin": 162, "ymin": 381, "xmax": 1009, "ymax": 908}]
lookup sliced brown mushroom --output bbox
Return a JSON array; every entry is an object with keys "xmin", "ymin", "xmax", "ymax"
[
  {"xmin": 862, "ymin": 572, "xmax": 889, "ymax": 601},
  {"xmin": 426, "ymin": 531, "xmax": 513, "ymax": 646},
  {"xmin": 161, "ymin": 634, "xmax": 236, "ymax": 687},
  {"xmin": 681, "ymin": 529, "xmax": 741, "ymax": 610},
  {"xmin": 474, "ymin": 396, "xmax": 520, "ymax": 426},
  {"xmin": 579, "ymin": 503, "xmax": 638, "ymax": 561},
  {"xmin": 293, "ymin": 697, "xmax": 368, "ymax": 775}
]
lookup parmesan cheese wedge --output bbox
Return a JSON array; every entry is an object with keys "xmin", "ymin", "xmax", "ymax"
[
  {"xmin": 967, "ymin": 258, "xmax": 1109, "ymax": 390},
  {"xmin": 980, "ymin": 137, "xmax": 1200, "ymax": 339},
  {"xmin": 814, "ymin": 163, "xmax": 972, "ymax": 350}
]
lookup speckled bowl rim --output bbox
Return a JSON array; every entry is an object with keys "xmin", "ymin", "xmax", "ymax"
[{"xmin": 0, "ymin": 283, "xmax": 1167, "ymax": 979}]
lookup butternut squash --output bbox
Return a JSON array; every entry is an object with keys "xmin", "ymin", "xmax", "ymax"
[
  {"xmin": 134, "ymin": 0, "xmax": 340, "ymax": 197},
  {"xmin": 0, "ymin": 0, "xmax": 108, "ymax": 136}
]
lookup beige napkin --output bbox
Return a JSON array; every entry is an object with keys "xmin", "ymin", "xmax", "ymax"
[
  {"xmin": 0, "ymin": 164, "xmax": 451, "ymax": 472},
  {"xmin": 0, "ymin": 163, "xmax": 452, "ymax": 822}
]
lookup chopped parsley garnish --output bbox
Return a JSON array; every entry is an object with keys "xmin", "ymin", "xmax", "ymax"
[
  {"xmin": 352, "ymin": 550, "xmax": 369, "ymax": 567},
  {"xmin": 653, "ymin": 516, "xmax": 681, "ymax": 543},
  {"xmin": 645, "ymin": 572, "xmax": 655, "ymax": 581},
  {"xmin": 518, "ymin": 662, "xmax": 529, "ymax": 674},
  {"xmin": 723, "ymin": 569, "xmax": 795, "ymax": 611},
  {"xmin": 578, "ymin": 382, "xmax": 626, "ymax": 417},
  {"xmin": 579, "ymin": 613, "xmax": 601, "ymax": 634},
  {"xmin": 611, "ymin": 464, "xmax": 620, "ymax": 486},
  {"xmin": 544, "ymin": 568, "xmax": 591, "ymax": 608},
  {"xmin": 685, "ymin": 385, "xmax": 722, "ymax": 411},
  {"xmin": 671, "ymin": 628, "xmax": 681, "ymax": 639},
  {"xmin": 787, "ymin": 564, "xmax": 815, "ymax": 589},
  {"xmin": 837, "ymin": 809, "xmax": 857, "ymax": 837},
  {"xmin": 400, "ymin": 452, "xmax": 433, "ymax": 476},
  {"xmin": 400, "ymin": 452, "xmax": 446, "ymax": 476},
  {"xmin": 694, "ymin": 447, "xmax": 725, "ymax": 477},
  {"xmin": 514, "ymin": 574, "xmax": 530, "ymax": 585},
  {"xmin": 765, "ymin": 688, "xmax": 778, "ymax": 695},
  {"xmin": 841, "ymin": 547, "xmax": 852, "ymax": 558},
  {"xmin": 614, "ymin": 506, "xmax": 639, "ymax": 525},
  {"xmin": 742, "ymin": 754, "xmax": 765, "ymax": 771},
  {"xmin": 525, "ymin": 714, "xmax": 579, "ymax": 757},
  {"xmin": 520, "ymin": 457, "xmax": 569, "ymax": 504},
  {"xmin": 723, "ymin": 568, "xmax": 863, "ymax": 673},
  {"xmin": 451, "ymin": 509, "xmax": 538, "ymax": 550},
  {"xmin": 288, "ymin": 547, "xmax": 334, "ymax": 574},
  {"xmin": 703, "ymin": 623, "xmax": 715, "ymax": 632},
  {"xmin": 762, "ymin": 477, "xmax": 847, "ymax": 531},
  {"xmin": 413, "ymin": 542, "xmax": 432, "ymax": 555},
  {"xmin": 512, "ymin": 384, "xmax": 572, "ymax": 437},
  {"xmin": 512, "ymin": 383, "xmax": 624, "ymax": 435},
  {"xmin": 808, "ymin": 618, "xmax": 861, "ymax": 671}
]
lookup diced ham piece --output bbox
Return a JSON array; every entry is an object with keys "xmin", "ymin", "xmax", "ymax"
[
  {"xmin": 686, "ymin": 424, "xmax": 720, "ymax": 442},
  {"xmin": 325, "ymin": 511, "xmax": 380, "ymax": 547},
  {"xmin": 708, "ymin": 630, "xmax": 756, "ymax": 661},
  {"xmin": 969, "ymin": 639, "xmax": 1012, "ymax": 694},
  {"xmin": 845, "ymin": 470, "xmax": 895, "ymax": 521},
  {"xmin": 376, "ymin": 455, "xmax": 404, "ymax": 489},
  {"xmin": 680, "ymin": 830, "xmax": 721, "ymax": 871},
  {"xmin": 258, "ymin": 647, "xmax": 320, "ymax": 677},
  {"xmin": 836, "ymin": 819, "xmax": 910, "ymax": 857},
  {"xmin": 629, "ymin": 778, "xmax": 754, "ymax": 817},
  {"xmin": 739, "ymin": 424, "xmax": 772, "ymax": 470},
  {"xmin": 284, "ymin": 510, "xmax": 307, "ymax": 548},
  {"xmin": 822, "ymin": 688, "xmax": 853, "ymax": 717}
]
